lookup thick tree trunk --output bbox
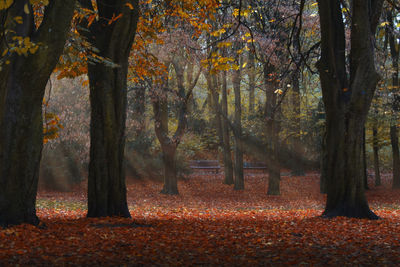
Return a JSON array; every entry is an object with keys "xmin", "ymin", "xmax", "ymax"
[
  {"xmin": 267, "ymin": 167, "xmax": 280, "ymax": 195},
  {"xmin": 317, "ymin": 0, "xmax": 382, "ymax": 219},
  {"xmin": 320, "ymin": 130, "xmax": 328, "ymax": 194},
  {"xmin": 84, "ymin": 0, "xmax": 139, "ymax": 217},
  {"xmin": 0, "ymin": 1, "xmax": 76, "ymax": 227},
  {"xmin": 362, "ymin": 127, "xmax": 369, "ymax": 190},
  {"xmin": 264, "ymin": 65, "xmax": 281, "ymax": 195},
  {"xmin": 390, "ymin": 126, "xmax": 400, "ymax": 188},
  {"xmin": 322, "ymin": 112, "xmax": 377, "ymax": 218},
  {"xmin": 221, "ymin": 70, "xmax": 234, "ymax": 185},
  {"xmin": 372, "ymin": 124, "xmax": 381, "ymax": 186},
  {"xmin": 388, "ymin": 9, "xmax": 400, "ymax": 189},
  {"xmin": 233, "ymin": 60, "xmax": 244, "ymax": 190},
  {"xmin": 160, "ymin": 145, "xmax": 178, "ymax": 195}
]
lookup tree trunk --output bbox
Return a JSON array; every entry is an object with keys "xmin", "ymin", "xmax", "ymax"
[
  {"xmin": 248, "ymin": 51, "xmax": 256, "ymax": 115},
  {"xmin": 362, "ymin": 127, "xmax": 369, "ymax": 189},
  {"xmin": 132, "ymin": 83, "xmax": 146, "ymax": 138},
  {"xmin": 153, "ymin": 77, "xmax": 179, "ymax": 195},
  {"xmin": 267, "ymin": 118, "xmax": 281, "ymax": 195},
  {"xmin": 84, "ymin": 0, "xmax": 140, "ymax": 217},
  {"xmin": 264, "ymin": 64, "xmax": 281, "ymax": 195},
  {"xmin": 160, "ymin": 144, "xmax": 178, "ymax": 195},
  {"xmin": 153, "ymin": 59, "xmax": 199, "ymax": 195},
  {"xmin": 290, "ymin": 67, "xmax": 305, "ymax": 176},
  {"xmin": 233, "ymin": 56, "xmax": 244, "ymax": 190},
  {"xmin": 320, "ymin": 130, "xmax": 328, "ymax": 194},
  {"xmin": 317, "ymin": 0, "xmax": 383, "ymax": 219},
  {"xmin": 387, "ymin": 9, "xmax": 400, "ymax": 189},
  {"xmin": 390, "ymin": 125, "xmax": 400, "ymax": 188},
  {"xmin": 372, "ymin": 124, "xmax": 381, "ymax": 186},
  {"xmin": 0, "ymin": 1, "xmax": 76, "ymax": 227},
  {"xmin": 207, "ymin": 71, "xmax": 224, "ymax": 160},
  {"xmin": 221, "ymin": 70, "xmax": 234, "ymax": 185}
]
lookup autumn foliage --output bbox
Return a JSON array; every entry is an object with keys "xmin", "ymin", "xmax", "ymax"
[{"xmin": 1, "ymin": 172, "xmax": 399, "ymax": 265}]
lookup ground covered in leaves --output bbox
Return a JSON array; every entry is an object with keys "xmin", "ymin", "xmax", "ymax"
[{"xmin": 1, "ymin": 171, "xmax": 400, "ymax": 266}]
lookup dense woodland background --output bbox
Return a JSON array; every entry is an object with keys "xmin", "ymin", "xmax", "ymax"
[{"xmin": 0, "ymin": 0, "xmax": 399, "ymax": 265}]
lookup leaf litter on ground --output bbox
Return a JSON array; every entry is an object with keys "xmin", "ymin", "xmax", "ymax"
[{"xmin": 0, "ymin": 171, "xmax": 399, "ymax": 266}]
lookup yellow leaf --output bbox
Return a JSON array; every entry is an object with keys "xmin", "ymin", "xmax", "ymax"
[
  {"xmin": 23, "ymin": 37, "xmax": 30, "ymax": 46},
  {"xmin": 24, "ymin": 3, "xmax": 29, "ymax": 14},
  {"xmin": 380, "ymin": 21, "xmax": 389, "ymax": 27},
  {"xmin": 29, "ymin": 46, "xmax": 39, "ymax": 54},
  {"xmin": 14, "ymin": 16, "xmax": 23, "ymax": 24},
  {"xmin": 242, "ymin": 62, "xmax": 247, "ymax": 68},
  {"xmin": 0, "ymin": 0, "xmax": 13, "ymax": 10}
]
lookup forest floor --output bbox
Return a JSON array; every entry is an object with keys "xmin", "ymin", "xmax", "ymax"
[{"xmin": 1, "ymin": 171, "xmax": 400, "ymax": 266}]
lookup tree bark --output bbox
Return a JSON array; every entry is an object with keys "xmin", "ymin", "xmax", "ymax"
[
  {"xmin": 233, "ymin": 55, "xmax": 244, "ymax": 190},
  {"xmin": 221, "ymin": 70, "xmax": 234, "ymax": 185},
  {"xmin": 290, "ymin": 22, "xmax": 305, "ymax": 176},
  {"xmin": 320, "ymin": 131, "xmax": 328, "ymax": 194},
  {"xmin": 317, "ymin": 0, "xmax": 383, "ymax": 219},
  {"xmin": 82, "ymin": 0, "xmax": 140, "ymax": 217},
  {"xmin": 387, "ymin": 9, "xmax": 400, "ymax": 189},
  {"xmin": 248, "ymin": 51, "xmax": 256, "ymax": 115},
  {"xmin": 132, "ymin": 83, "xmax": 146, "ymax": 138},
  {"xmin": 372, "ymin": 124, "xmax": 381, "ymax": 186},
  {"xmin": 390, "ymin": 125, "xmax": 400, "ymax": 188},
  {"xmin": 362, "ymin": 127, "xmax": 369, "ymax": 189},
  {"xmin": 264, "ymin": 64, "xmax": 281, "ymax": 195},
  {"xmin": 207, "ymin": 70, "xmax": 223, "ymax": 159},
  {"xmin": 160, "ymin": 144, "xmax": 178, "ymax": 194},
  {"xmin": 0, "ymin": 0, "xmax": 76, "ymax": 227},
  {"xmin": 290, "ymin": 68, "xmax": 305, "ymax": 176}
]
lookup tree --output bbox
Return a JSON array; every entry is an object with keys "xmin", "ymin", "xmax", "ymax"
[
  {"xmin": 264, "ymin": 69, "xmax": 281, "ymax": 195},
  {"xmin": 220, "ymin": 67, "xmax": 234, "ymax": 185},
  {"xmin": 79, "ymin": 0, "xmax": 140, "ymax": 217},
  {"xmin": 372, "ymin": 122, "xmax": 381, "ymax": 186},
  {"xmin": 232, "ymin": 42, "xmax": 244, "ymax": 190},
  {"xmin": 317, "ymin": 0, "xmax": 383, "ymax": 219},
  {"xmin": 0, "ymin": 0, "xmax": 76, "ymax": 226},
  {"xmin": 386, "ymin": 8, "xmax": 400, "ymax": 189},
  {"xmin": 152, "ymin": 58, "xmax": 201, "ymax": 195}
]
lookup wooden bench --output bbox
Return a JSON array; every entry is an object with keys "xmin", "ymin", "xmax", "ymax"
[
  {"xmin": 243, "ymin": 162, "xmax": 267, "ymax": 172},
  {"xmin": 189, "ymin": 160, "xmax": 220, "ymax": 173}
]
